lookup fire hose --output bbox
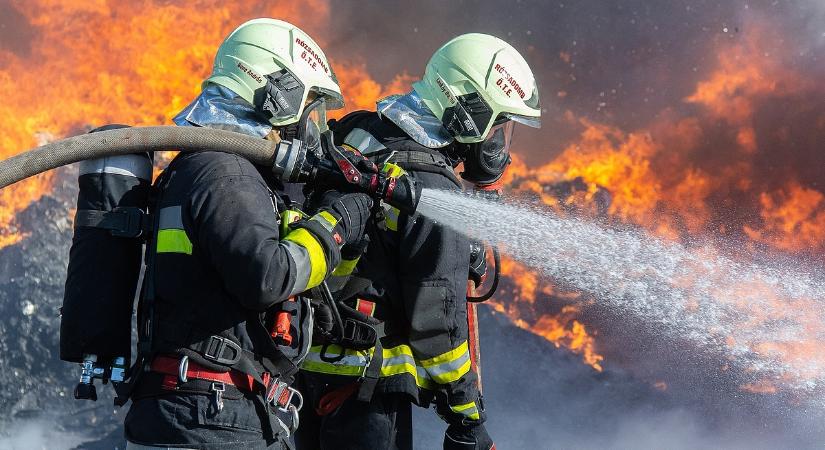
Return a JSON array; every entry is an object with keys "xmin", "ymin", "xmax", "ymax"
[
  {"xmin": 0, "ymin": 125, "xmax": 497, "ymax": 301},
  {"xmin": 0, "ymin": 125, "xmax": 421, "ymax": 214}
]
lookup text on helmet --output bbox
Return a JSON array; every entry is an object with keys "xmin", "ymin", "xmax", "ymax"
[
  {"xmin": 436, "ymin": 76, "xmax": 457, "ymax": 105},
  {"xmin": 295, "ymin": 37, "xmax": 329, "ymax": 75},
  {"xmin": 237, "ymin": 62, "xmax": 263, "ymax": 84},
  {"xmin": 493, "ymin": 64, "xmax": 525, "ymax": 99}
]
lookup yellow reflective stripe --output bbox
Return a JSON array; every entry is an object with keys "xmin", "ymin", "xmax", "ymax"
[
  {"xmin": 450, "ymin": 401, "xmax": 480, "ymax": 421},
  {"xmin": 381, "ymin": 163, "xmax": 406, "ymax": 177},
  {"xmin": 384, "ymin": 206, "xmax": 399, "ymax": 231},
  {"xmin": 301, "ymin": 344, "xmax": 369, "ymax": 375},
  {"xmin": 283, "ymin": 228, "xmax": 327, "ymax": 288},
  {"xmin": 420, "ymin": 341, "xmax": 472, "ymax": 384},
  {"xmin": 300, "ymin": 343, "xmax": 437, "ymax": 390},
  {"xmin": 156, "ymin": 229, "xmax": 193, "ymax": 255},
  {"xmin": 280, "ymin": 209, "xmax": 304, "ymax": 236},
  {"xmin": 315, "ymin": 211, "xmax": 338, "ymax": 231},
  {"xmin": 380, "ymin": 344, "xmax": 437, "ymax": 390},
  {"xmin": 420, "ymin": 341, "xmax": 469, "ymax": 368},
  {"xmin": 332, "ymin": 257, "xmax": 359, "ymax": 276}
]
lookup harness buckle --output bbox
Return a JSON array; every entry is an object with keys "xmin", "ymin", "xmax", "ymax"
[
  {"xmin": 202, "ymin": 335, "xmax": 242, "ymax": 365},
  {"xmin": 109, "ymin": 207, "xmax": 149, "ymax": 238},
  {"xmin": 211, "ymin": 382, "xmax": 225, "ymax": 413}
]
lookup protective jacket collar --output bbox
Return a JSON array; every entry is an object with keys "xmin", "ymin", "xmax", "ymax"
[
  {"xmin": 377, "ymin": 91, "xmax": 454, "ymax": 149},
  {"xmin": 173, "ymin": 84, "xmax": 272, "ymax": 138}
]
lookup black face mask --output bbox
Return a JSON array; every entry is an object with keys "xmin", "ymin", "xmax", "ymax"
[{"xmin": 459, "ymin": 121, "xmax": 514, "ymax": 185}]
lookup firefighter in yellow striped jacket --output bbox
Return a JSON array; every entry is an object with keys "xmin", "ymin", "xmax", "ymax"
[{"xmin": 295, "ymin": 34, "xmax": 540, "ymax": 450}]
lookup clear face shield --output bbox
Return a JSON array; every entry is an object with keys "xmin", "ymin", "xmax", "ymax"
[{"xmin": 300, "ymin": 95, "xmax": 328, "ymax": 157}]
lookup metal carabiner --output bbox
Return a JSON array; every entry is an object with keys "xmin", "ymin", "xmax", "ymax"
[{"xmin": 178, "ymin": 355, "xmax": 189, "ymax": 383}]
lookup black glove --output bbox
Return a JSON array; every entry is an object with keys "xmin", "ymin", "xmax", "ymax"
[
  {"xmin": 444, "ymin": 423, "xmax": 495, "ymax": 450},
  {"xmin": 312, "ymin": 299, "xmax": 335, "ymax": 337},
  {"xmin": 318, "ymin": 191, "xmax": 373, "ymax": 246},
  {"xmin": 341, "ymin": 234, "xmax": 370, "ymax": 261}
]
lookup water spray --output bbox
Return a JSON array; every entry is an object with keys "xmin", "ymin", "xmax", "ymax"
[{"xmin": 417, "ymin": 188, "xmax": 825, "ymax": 405}]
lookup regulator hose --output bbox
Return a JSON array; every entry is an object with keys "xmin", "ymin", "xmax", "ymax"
[{"xmin": 0, "ymin": 126, "xmax": 278, "ymax": 189}]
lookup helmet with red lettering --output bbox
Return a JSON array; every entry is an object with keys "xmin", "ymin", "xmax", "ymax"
[
  {"xmin": 205, "ymin": 18, "xmax": 343, "ymax": 127},
  {"xmin": 412, "ymin": 33, "xmax": 541, "ymax": 144}
]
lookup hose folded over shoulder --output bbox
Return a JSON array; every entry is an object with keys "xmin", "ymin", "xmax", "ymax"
[{"xmin": 0, "ymin": 126, "xmax": 278, "ymax": 189}]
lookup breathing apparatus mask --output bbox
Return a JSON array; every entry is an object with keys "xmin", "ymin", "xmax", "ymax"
[
  {"xmin": 268, "ymin": 95, "xmax": 328, "ymax": 183},
  {"xmin": 249, "ymin": 64, "xmax": 328, "ymax": 184},
  {"xmin": 442, "ymin": 92, "xmax": 514, "ymax": 185}
]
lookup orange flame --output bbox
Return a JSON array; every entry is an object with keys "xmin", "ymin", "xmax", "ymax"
[{"xmin": 502, "ymin": 19, "xmax": 825, "ymax": 386}]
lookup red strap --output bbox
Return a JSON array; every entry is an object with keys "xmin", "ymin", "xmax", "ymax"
[
  {"xmin": 355, "ymin": 298, "xmax": 376, "ymax": 317},
  {"xmin": 466, "ymin": 282, "xmax": 482, "ymax": 392},
  {"xmin": 151, "ymin": 355, "xmax": 256, "ymax": 392},
  {"xmin": 316, "ymin": 382, "xmax": 359, "ymax": 416}
]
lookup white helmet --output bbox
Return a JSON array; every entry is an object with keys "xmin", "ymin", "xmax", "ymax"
[
  {"xmin": 413, "ymin": 33, "xmax": 541, "ymax": 144},
  {"xmin": 205, "ymin": 18, "xmax": 343, "ymax": 127}
]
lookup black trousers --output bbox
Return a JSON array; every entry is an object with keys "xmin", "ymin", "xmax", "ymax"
[
  {"xmin": 295, "ymin": 374, "xmax": 412, "ymax": 450},
  {"xmin": 124, "ymin": 388, "xmax": 289, "ymax": 450}
]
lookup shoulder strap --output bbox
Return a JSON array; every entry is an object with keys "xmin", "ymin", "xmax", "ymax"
[{"xmin": 74, "ymin": 207, "xmax": 152, "ymax": 239}]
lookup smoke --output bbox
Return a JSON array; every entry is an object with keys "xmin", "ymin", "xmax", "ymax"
[{"xmin": 0, "ymin": 418, "xmax": 91, "ymax": 450}]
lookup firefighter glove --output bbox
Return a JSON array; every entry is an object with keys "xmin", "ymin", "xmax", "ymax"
[
  {"xmin": 444, "ymin": 422, "xmax": 495, "ymax": 450},
  {"xmin": 319, "ymin": 191, "xmax": 373, "ymax": 246}
]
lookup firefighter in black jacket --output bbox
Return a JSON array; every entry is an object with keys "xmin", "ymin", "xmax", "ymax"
[
  {"xmin": 123, "ymin": 19, "xmax": 373, "ymax": 449},
  {"xmin": 296, "ymin": 34, "xmax": 541, "ymax": 450}
]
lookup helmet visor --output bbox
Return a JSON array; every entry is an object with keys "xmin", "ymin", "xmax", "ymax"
[
  {"xmin": 503, "ymin": 112, "xmax": 541, "ymax": 129},
  {"xmin": 484, "ymin": 120, "xmax": 514, "ymax": 161},
  {"xmin": 299, "ymin": 97, "xmax": 328, "ymax": 155}
]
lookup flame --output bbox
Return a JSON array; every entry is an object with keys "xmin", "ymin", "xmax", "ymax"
[
  {"xmin": 501, "ymin": 18, "xmax": 825, "ymax": 388},
  {"xmin": 0, "ymin": 0, "xmax": 335, "ymax": 245}
]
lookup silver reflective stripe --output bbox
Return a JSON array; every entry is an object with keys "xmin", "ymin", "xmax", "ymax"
[
  {"xmin": 417, "ymin": 365, "xmax": 430, "ymax": 381},
  {"xmin": 343, "ymin": 128, "xmax": 387, "ymax": 155},
  {"xmin": 383, "ymin": 353, "xmax": 415, "ymax": 368},
  {"xmin": 283, "ymin": 240, "xmax": 312, "ymax": 295},
  {"xmin": 79, "ymin": 154, "xmax": 152, "ymax": 180},
  {"xmin": 313, "ymin": 213, "xmax": 337, "ymax": 233},
  {"xmin": 424, "ymin": 348, "xmax": 471, "ymax": 379},
  {"xmin": 305, "ymin": 349, "xmax": 369, "ymax": 367},
  {"xmin": 158, "ymin": 206, "xmax": 184, "ymax": 230}
]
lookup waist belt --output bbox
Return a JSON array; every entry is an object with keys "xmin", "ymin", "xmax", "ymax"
[
  {"xmin": 150, "ymin": 355, "xmax": 296, "ymax": 410},
  {"xmin": 151, "ymin": 355, "xmax": 257, "ymax": 391}
]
